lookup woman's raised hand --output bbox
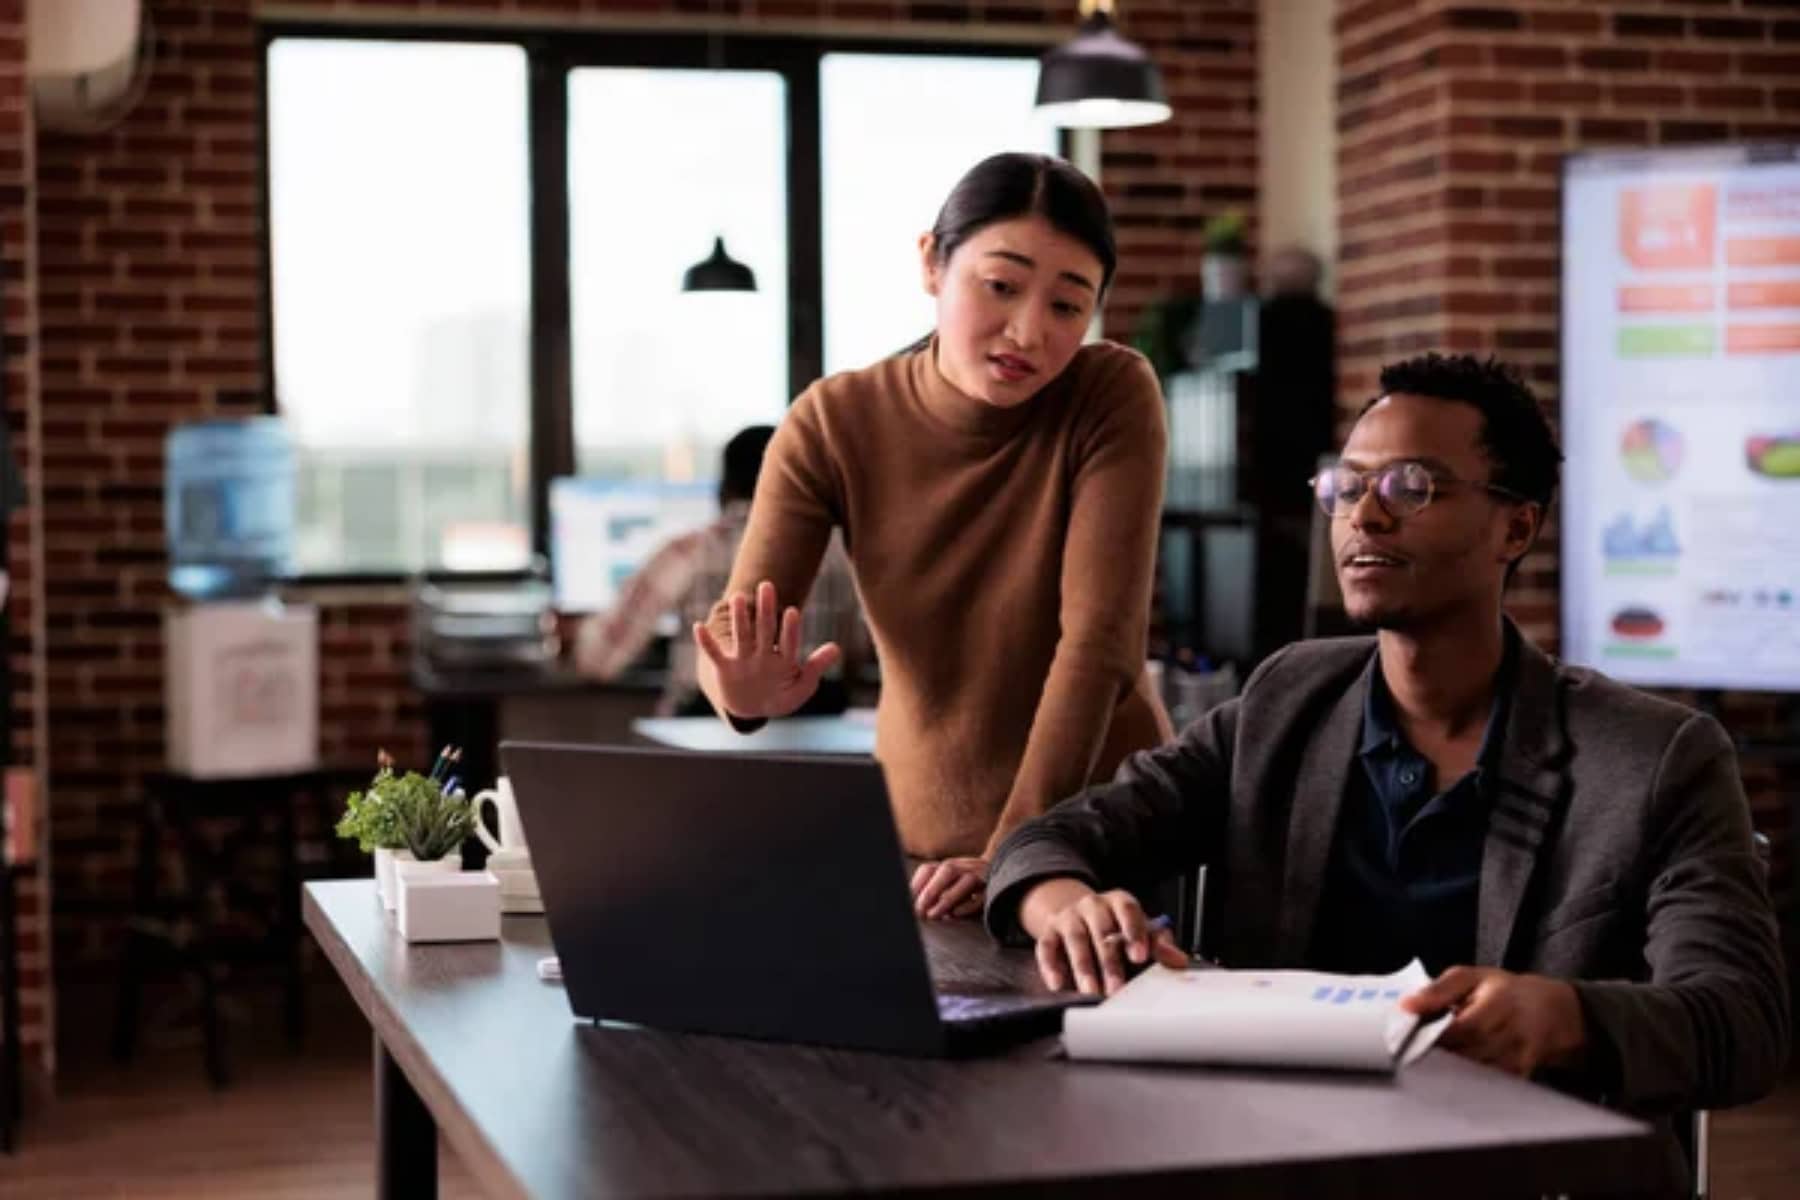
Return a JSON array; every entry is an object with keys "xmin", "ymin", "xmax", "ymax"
[{"xmin": 694, "ymin": 580, "xmax": 842, "ymax": 720}]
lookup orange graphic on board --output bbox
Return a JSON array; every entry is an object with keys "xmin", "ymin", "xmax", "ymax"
[
  {"xmin": 1621, "ymin": 184, "xmax": 1717, "ymax": 271},
  {"xmin": 1727, "ymin": 281, "xmax": 1800, "ymax": 310},
  {"xmin": 1725, "ymin": 238, "xmax": 1800, "ymax": 268},
  {"xmin": 1618, "ymin": 284, "xmax": 1714, "ymax": 313},
  {"xmin": 1726, "ymin": 324, "xmax": 1800, "ymax": 354}
]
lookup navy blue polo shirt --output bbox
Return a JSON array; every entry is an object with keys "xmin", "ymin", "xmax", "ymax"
[{"xmin": 1308, "ymin": 633, "xmax": 1516, "ymax": 977}]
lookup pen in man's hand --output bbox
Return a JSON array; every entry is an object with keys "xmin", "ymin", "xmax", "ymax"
[{"xmin": 1100, "ymin": 912, "xmax": 1175, "ymax": 949}]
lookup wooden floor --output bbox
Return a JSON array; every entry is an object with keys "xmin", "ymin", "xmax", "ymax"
[
  {"xmin": 6, "ymin": 975, "xmax": 485, "ymax": 1199},
  {"xmin": 7, "ymin": 971, "xmax": 1800, "ymax": 1198}
]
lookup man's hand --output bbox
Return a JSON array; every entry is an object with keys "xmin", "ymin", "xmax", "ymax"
[
  {"xmin": 911, "ymin": 858, "xmax": 987, "ymax": 920},
  {"xmin": 1019, "ymin": 880, "xmax": 1187, "ymax": 997},
  {"xmin": 694, "ymin": 580, "xmax": 840, "ymax": 720},
  {"xmin": 1402, "ymin": 966, "xmax": 1587, "ymax": 1078}
]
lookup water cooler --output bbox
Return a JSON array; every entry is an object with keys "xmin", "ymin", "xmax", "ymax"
[{"xmin": 163, "ymin": 418, "xmax": 318, "ymax": 777}]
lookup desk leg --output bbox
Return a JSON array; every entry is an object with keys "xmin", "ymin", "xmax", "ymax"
[{"xmin": 375, "ymin": 1034, "xmax": 436, "ymax": 1200}]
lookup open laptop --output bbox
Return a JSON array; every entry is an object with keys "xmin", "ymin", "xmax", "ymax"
[{"xmin": 500, "ymin": 742, "xmax": 1097, "ymax": 1057}]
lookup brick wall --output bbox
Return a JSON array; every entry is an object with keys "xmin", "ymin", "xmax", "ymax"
[
  {"xmin": 0, "ymin": 0, "xmax": 51, "ymax": 1073},
  {"xmin": 1334, "ymin": 0, "xmax": 1800, "ymax": 893},
  {"xmin": 33, "ymin": 0, "xmax": 425, "ymax": 978},
  {"xmin": 1090, "ymin": 0, "xmax": 1259, "ymax": 335},
  {"xmin": 30, "ymin": 0, "xmax": 1257, "ymax": 981}
]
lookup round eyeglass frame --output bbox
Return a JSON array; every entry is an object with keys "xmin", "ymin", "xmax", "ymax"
[{"xmin": 1307, "ymin": 460, "xmax": 1527, "ymax": 519}]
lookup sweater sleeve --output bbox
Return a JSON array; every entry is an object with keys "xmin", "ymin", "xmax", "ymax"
[
  {"xmin": 700, "ymin": 390, "xmax": 841, "ymax": 722},
  {"xmin": 981, "ymin": 352, "xmax": 1168, "ymax": 858}
]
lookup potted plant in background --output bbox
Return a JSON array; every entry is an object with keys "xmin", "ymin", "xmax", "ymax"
[
  {"xmin": 1201, "ymin": 208, "xmax": 1249, "ymax": 302},
  {"xmin": 336, "ymin": 753, "xmax": 409, "ymax": 910},
  {"xmin": 1132, "ymin": 289, "xmax": 1202, "ymax": 384}
]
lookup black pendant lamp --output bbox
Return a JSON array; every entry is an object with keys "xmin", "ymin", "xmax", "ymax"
[
  {"xmin": 682, "ymin": 234, "xmax": 757, "ymax": 293},
  {"xmin": 1034, "ymin": 0, "xmax": 1171, "ymax": 130}
]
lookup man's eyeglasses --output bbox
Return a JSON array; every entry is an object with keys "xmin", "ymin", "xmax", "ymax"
[{"xmin": 1308, "ymin": 460, "xmax": 1527, "ymax": 519}]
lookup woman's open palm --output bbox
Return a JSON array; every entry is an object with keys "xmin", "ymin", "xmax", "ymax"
[{"xmin": 694, "ymin": 580, "xmax": 842, "ymax": 720}]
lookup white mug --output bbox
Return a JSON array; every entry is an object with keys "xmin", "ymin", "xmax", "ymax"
[{"xmin": 473, "ymin": 776, "xmax": 527, "ymax": 857}]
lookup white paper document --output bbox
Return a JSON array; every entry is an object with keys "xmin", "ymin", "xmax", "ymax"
[{"xmin": 1061, "ymin": 959, "xmax": 1454, "ymax": 1073}]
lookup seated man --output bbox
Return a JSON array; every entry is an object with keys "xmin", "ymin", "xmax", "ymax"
[
  {"xmin": 986, "ymin": 353, "xmax": 1788, "ymax": 1185},
  {"xmin": 575, "ymin": 425, "xmax": 866, "ymax": 717}
]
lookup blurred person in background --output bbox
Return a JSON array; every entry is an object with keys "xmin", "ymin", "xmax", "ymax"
[{"xmin": 576, "ymin": 425, "xmax": 865, "ymax": 717}]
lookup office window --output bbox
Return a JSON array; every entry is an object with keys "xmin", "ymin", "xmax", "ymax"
[
  {"xmin": 264, "ymin": 32, "xmax": 1048, "ymax": 577},
  {"xmin": 821, "ymin": 54, "xmax": 1058, "ymax": 375},
  {"xmin": 567, "ymin": 68, "xmax": 789, "ymax": 484},
  {"xmin": 268, "ymin": 39, "xmax": 531, "ymax": 573}
]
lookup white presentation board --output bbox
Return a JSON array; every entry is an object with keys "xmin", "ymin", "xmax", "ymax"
[{"xmin": 1561, "ymin": 144, "xmax": 1800, "ymax": 692}]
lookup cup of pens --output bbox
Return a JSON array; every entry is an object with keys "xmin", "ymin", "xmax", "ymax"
[{"xmin": 425, "ymin": 743, "xmax": 466, "ymax": 803}]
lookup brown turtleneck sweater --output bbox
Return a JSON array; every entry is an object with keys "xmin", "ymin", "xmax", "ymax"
[{"xmin": 705, "ymin": 338, "xmax": 1171, "ymax": 860}]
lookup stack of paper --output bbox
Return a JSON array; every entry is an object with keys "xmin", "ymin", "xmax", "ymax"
[{"xmin": 1061, "ymin": 959, "xmax": 1453, "ymax": 1073}]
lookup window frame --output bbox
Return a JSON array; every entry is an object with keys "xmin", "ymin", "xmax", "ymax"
[{"xmin": 258, "ymin": 20, "xmax": 1058, "ymax": 584}]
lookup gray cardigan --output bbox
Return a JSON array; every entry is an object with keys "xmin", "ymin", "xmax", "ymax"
[{"xmin": 987, "ymin": 629, "xmax": 1789, "ymax": 1118}]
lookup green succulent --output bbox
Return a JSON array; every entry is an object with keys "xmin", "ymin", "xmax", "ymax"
[
  {"xmin": 337, "ymin": 761, "xmax": 474, "ymax": 860},
  {"xmin": 390, "ymin": 773, "xmax": 476, "ymax": 862}
]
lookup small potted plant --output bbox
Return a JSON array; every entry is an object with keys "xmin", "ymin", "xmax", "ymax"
[
  {"xmin": 388, "ymin": 776, "xmax": 500, "ymax": 943},
  {"xmin": 1201, "ymin": 208, "xmax": 1249, "ymax": 302},
  {"xmin": 336, "ymin": 752, "xmax": 409, "ymax": 910},
  {"xmin": 389, "ymin": 775, "xmax": 476, "ymax": 890}
]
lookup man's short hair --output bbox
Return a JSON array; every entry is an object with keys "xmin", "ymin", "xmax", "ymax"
[
  {"xmin": 720, "ymin": 425, "xmax": 777, "ymax": 506},
  {"xmin": 1366, "ymin": 353, "xmax": 1564, "ymax": 510}
]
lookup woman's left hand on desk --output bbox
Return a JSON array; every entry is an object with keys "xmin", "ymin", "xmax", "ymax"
[{"xmin": 912, "ymin": 857, "xmax": 987, "ymax": 920}]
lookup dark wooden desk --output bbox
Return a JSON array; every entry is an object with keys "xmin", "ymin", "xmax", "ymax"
[{"xmin": 305, "ymin": 879, "xmax": 1658, "ymax": 1199}]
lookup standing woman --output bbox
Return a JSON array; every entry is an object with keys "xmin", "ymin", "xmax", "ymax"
[{"xmin": 695, "ymin": 152, "xmax": 1171, "ymax": 919}]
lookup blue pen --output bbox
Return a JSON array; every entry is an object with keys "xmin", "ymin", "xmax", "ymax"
[{"xmin": 1101, "ymin": 912, "xmax": 1174, "ymax": 949}]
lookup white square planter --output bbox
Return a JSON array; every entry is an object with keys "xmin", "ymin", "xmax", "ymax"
[
  {"xmin": 374, "ymin": 847, "xmax": 414, "ymax": 911},
  {"xmin": 396, "ymin": 865, "xmax": 501, "ymax": 943}
]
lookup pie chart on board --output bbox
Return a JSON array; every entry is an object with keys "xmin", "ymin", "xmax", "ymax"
[
  {"xmin": 1746, "ymin": 434, "xmax": 1800, "ymax": 479},
  {"xmin": 1610, "ymin": 606, "xmax": 1665, "ymax": 640},
  {"xmin": 1620, "ymin": 419, "xmax": 1684, "ymax": 483}
]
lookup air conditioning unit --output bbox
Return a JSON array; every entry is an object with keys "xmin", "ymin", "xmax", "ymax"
[{"xmin": 28, "ymin": 0, "xmax": 147, "ymax": 133}]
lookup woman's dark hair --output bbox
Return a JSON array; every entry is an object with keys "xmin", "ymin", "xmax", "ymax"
[
  {"xmin": 719, "ymin": 424, "xmax": 775, "ymax": 507},
  {"xmin": 1366, "ymin": 353, "xmax": 1563, "ymax": 510},
  {"xmin": 927, "ymin": 152, "xmax": 1117, "ymax": 294},
  {"xmin": 899, "ymin": 153, "xmax": 1116, "ymax": 358}
]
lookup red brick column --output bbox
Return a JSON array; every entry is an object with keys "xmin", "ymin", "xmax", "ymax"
[{"xmin": 0, "ymin": 0, "xmax": 50, "ymax": 1074}]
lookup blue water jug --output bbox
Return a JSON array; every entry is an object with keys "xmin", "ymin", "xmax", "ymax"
[{"xmin": 165, "ymin": 418, "xmax": 296, "ymax": 599}]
